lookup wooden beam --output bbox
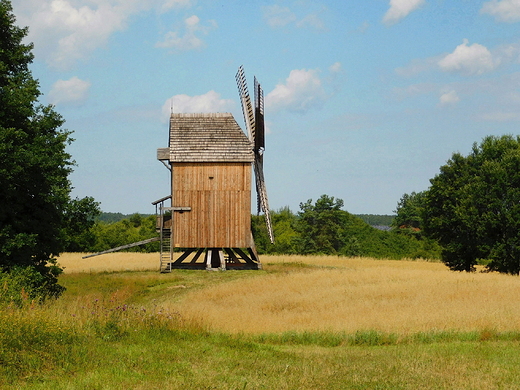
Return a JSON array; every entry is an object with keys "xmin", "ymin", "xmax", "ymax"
[
  {"xmin": 162, "ymin": 207, "xmax": 191, "ymax": 212},
  {"xmin": 172, "ymin": 248, "xmax": 195, "ymax": 264},
  {"xmin": 152, "ymin": 195, "xmax": 171, "ymax": 205},
  {"xmin": 157, "ymin": 148, "xmax": 169, "ymax": 160},
  {"xmin": 82, "ymin": 237, "xmax": 160, "ymax": 259}
]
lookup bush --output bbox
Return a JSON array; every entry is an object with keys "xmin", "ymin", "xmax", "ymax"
[{"xmin": 0, "ymin": 266, "xmax": 64, "ymax": 306}]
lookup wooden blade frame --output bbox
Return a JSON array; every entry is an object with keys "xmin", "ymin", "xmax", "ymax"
[
  {"xmin": 235, "ymin": 66, "xmax": 255, "ymax": 142},
  {"xmin": 254, "ymin": 152, "xmax": 274, "ymax": 244},
  {"xmin": 236, "ymin": 66, "xmax": 274, "ymax": 244},
  {"xmin": 253, "ymin": 78, "xmax": 273, "ymax": 243},
  {"xmin": 254, "ymin": 76, "xmax": 265, "ymax": 151}
]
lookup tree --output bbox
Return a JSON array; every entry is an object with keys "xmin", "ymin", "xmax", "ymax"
[
  {"xmin": 62, "ymin": 197, "xmax": 101, "ymax": 252},
  {"xmin": 295, "ymin": 195, "xmax": 350, "ymax": 254},
  {"xmin": 423, "ymin": 135, "xmax": 520, "ymax": 274},
  {"xmin": 392, "ymin": 191, "xmax": 426, "ymax": 237},
  {"xmin": 88, "ymin": 215, "xmax": 159, "ymax": 253},
  {"xmin": 0, "ymin": 1, "xmax": 96, "ymax": 298},
  {"xmin": 252, "ymin": 207, "xmax": 299, "ymax": 254}
]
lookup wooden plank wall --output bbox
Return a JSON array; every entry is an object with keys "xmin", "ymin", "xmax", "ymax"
[{"xmin": 171, "ymin": 162, "xmax": 252, "ymax": 248}]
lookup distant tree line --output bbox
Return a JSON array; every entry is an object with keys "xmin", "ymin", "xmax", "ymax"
[
  {"xmin": 70, "ymin": 195, "xmax": 440, "ymax": 261},
  {"xmin": 355, "ymin": 214, "xmax": 394, "ymax": 227},
  {"xmin": 66, "ymin": 214, "xmax": 159, "ymax": 254},
  {"xmin": 96, "ymin": 212, "xmax": 394, "ymax": 228},
  {"xmin": 252, "ymin": 195, "xmax": 440, "ymax": 259}
]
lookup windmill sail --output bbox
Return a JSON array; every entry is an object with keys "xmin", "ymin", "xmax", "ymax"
[
  {"xmin": 254, "ymin": 76, "xmax": 265, "ymax": 151},
  {"xmin": 252, "ymin": 78, "xmax": 274, "ymax": 244},
  {"xmin": 236, "ymin": 66, "xmax": 274, "ymax": 244},
  {"xmin": 235, "ymin": 66, "xmax": 255, "ymax": 142}
]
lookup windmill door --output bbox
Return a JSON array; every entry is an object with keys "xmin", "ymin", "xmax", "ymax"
[{"xmin": 171, "ymin": 162, "xmax": 252, "ymax": 248}]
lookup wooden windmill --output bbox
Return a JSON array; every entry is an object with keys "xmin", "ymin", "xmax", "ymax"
[{"xmin": 154, "ymin": 66, "xmax": 274, "ymax": 271}]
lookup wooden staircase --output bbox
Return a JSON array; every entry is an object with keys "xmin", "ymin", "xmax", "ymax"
[
  {"xmin": 159, "ymin": 227, "xmax": 172, "ymax": 273},
  {"xmin": 153, "ymin": 196, "xmax": 174, "ymax": 273}
]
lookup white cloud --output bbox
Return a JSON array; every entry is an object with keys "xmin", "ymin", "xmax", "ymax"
[
  {"xmin": 48, "ymin": 76, "xmax": 91, "ymax": 105},
  {"xmin": 296, "ymin": 13, "xmax": 325, "ymax": 30},
  {"xmin": 262, "ymin": 4, "xmax": 325, "ymax": 31},
  {"xmin": 162, "ymin": 90, "xmax": 234, "ymax": 120},
  {"xmin": 11, "ymin": 0, "xmax": 193, "ymax": 70},
  {"xmin": 159, "ymin": 0, "xmax": 193, "ymax": 13},
  {"xmin": 397, "ymin": 40, "xmax": 519, "ymax": 77},
  {"xmin": 383, "ymin": 0, "xmax": 425, "ymax": 26},
  {"xmin": 392, "ymin": 82, "xmax": 437, "ymax": 100},
  {"xmin": 438, "ymin": 39, "xmax": 499, "ymax": 76},
  {"xmin": 481, "ymin": 0, "xmax": 520, "ymax": 22},
  {"xmin": 329, "ymin": 62, "xmax": 342, "ymax": 73},
  {"xmin": 266, "ymin": 68, "xmax": 326, "ymax": 113},
  {"xmin": 356, "ymin": 21, "xmax": 370, "ymax": 33},
  {"xmin": 263, "ymin": 5, "xmax": 297, "ymax": 28},
  {"xmin": 439, "ymin": 90, "xmax": 460, "ymax": 105},
  {"xmin": 156, "ymin": 15, "xmax": 216, "ymax": 51},
  {"xmin": 395, "ymin": 55, "xmax": 444, "ymax": 77}
]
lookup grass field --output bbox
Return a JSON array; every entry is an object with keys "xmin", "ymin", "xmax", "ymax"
[{"xmin": 3, "ymin": 253, "xmax": 520, "ymax": 389}]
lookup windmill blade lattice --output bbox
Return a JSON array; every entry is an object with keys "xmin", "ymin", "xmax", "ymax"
[
  {"xmin": 236, "ymin": 66, "xmax": 274, "ymax": 244},
  {"xmin": 235, "ymin": 66, "xmax": 255, "ymax": 142},
  {"xmin": 254, "ymin": 76, "xmax": 265, "ymax": 151},
  {"xmin": 253, "ymin": 151, "xmax": 274, "ymax": 243},
  {"xmin": 252, "ymin": 78, "xmax": 274, "ymax": 244}
]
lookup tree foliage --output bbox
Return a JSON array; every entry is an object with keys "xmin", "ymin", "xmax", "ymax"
[
  {"xmin": 251, "ymin": 195, "xmax": 440, "ymax": 259},
  {"xmin": 62, "ymin": 197, "xmax": 101, "ymax": 252},
  {"xmin": 252, "ymin": 207, "xmax": 299, "ymax": 254},
  {"xmin": 391, "ymin": 191, "xmax": 427, "ymax": 241},
  {"xmin": 392, "ymin": 191, "xmax": 425, "ymax": 230},
  {"xmin": 88, "ymin": 214, "xmax": 159, "ymax": 253},
  {"xmin": 295, "ymin": 195, "xmax": 346, "ymax": 254},
  {"xmin": 0, "ymin": 1, "xmax": 98, "ymax": 298},
  {"xmin": 423, "ymin": 135, "xmax": 520, "ymax": 274},
  {"xmin": 356, "ymin": 214, "xmax": 395, "ymax": 227}
]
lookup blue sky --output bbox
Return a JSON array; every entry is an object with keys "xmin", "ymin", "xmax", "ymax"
[{"xmin": 10, "ymin": 0, "xmax": 520, "ymax": 215}]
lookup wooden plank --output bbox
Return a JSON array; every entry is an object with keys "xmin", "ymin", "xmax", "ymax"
[
  {"xmin": 172, "ymin": 248, "xmax": 195, "ymax": 264},
  {"xmin": 82, "ymin": 237, "xmax": 160, "ymax": 259},
  {"xmin": 162, "ymin": 207, "xmax": 191, "ymax": 212},
  {"xmin": 152, "ymin": 195, "xmax": 171, "ymax": 205},
  {"xmin": 157, "ymin": 148, "xmax": 170, "ymax": 160},
  {"xmin": 190, "ymin": 248, "xmax": 205, "ymax": 264},
  {"xmin": 171, "ymin": 162, "xmax": 252, "ymax": 248}
]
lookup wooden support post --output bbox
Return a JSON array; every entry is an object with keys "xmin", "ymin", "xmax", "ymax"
[
  {"xmin": 205, "ymin": 249, "xmax": 212, "ymax": 270},
  {"xmin": 219, "ymin": 250, "xmax": 226, "ymax": 271}
]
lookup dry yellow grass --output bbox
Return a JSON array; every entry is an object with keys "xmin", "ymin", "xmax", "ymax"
[
  {"xmin": 57, "ymin": 252, "xmax": 159, "ymax": 273},
  {"xmin": 56, "ymin": 253, "xmax": 520, "ymax": 335},
  {"xmin": 170, "ymin": 255, "xmax": 520, "ymax": 334}
]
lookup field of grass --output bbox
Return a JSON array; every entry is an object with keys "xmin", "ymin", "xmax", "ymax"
[{"xmin": 3, "ymin": 253, "xmax": 520, "ymax": 389}]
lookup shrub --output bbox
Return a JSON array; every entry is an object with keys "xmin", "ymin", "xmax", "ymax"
[{"xmin": 0, "ymin": 266, "xmax": 64, "ymax": 306}]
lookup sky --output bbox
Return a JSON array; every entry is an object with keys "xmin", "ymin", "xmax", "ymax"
[{"xmin": 9, "ymin": 0, "xmax": 520, "ymax": 215}]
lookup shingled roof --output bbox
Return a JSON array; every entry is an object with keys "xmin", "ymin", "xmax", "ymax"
[{"xmin": 157, "ymin": 113, "xmax": 254, "ymax": 163}]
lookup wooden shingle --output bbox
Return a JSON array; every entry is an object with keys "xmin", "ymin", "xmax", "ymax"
[{"xmin": 166, "ymin": 113, "xmax": 254, "ymax": 163}]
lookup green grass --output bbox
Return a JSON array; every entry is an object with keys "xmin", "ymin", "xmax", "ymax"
[{"xmin": 3, "ymin": 265, "xmax": 520, "ymax": 389}]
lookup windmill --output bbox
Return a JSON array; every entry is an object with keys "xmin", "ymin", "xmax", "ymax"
[
  {"xmin": 236, "ymin": 66, "xmax": 274, "ymax": 244},
  {"xmin": 82, "ymin": 67, "xmax": 274, "ymax": 271}
]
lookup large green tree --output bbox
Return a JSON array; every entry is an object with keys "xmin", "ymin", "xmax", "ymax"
[
  {"xmin": 295, "ymin": 195, "xmax": 351, "ymax": 255},
  {"xmin": 0, "ymin": 0, "xmax": 98, "ymax": 297},
  {"xmin": 423, "ymin": 135, "xmax": 520, "ymax": 274},
  {"xmin": 392, "ymin": 191, "xmax": 426, "ymax": 239}
]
